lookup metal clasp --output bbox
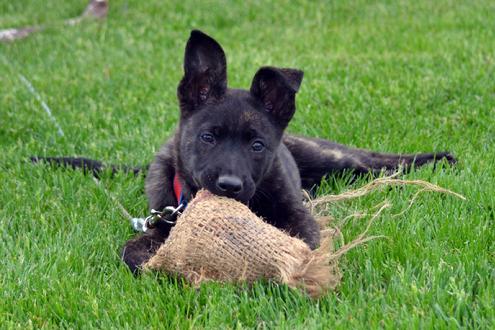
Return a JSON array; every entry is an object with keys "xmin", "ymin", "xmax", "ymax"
[
  {"xmin": 130, "ymin": 204, "xmax": 185, "ymax": 233},
  {"xmin": 142, "ymin": 204, "xmax": 185, "ymax": 232}
]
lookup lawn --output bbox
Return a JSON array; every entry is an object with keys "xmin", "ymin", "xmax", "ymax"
[{"xmin": 1, "ymin": 0, "xmax": 494, "ymax": 328}]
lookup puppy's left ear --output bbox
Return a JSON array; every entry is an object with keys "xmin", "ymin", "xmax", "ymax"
[
  {"xmin": 250, "ymin": 67, "xmax": 303, "ymax": 127},
  {"xmin": 178, "ymin": 30, "xmax": 227, "ymax": 117}
]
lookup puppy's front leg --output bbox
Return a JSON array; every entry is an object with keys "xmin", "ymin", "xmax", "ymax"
[
  {"xmin": 123, "ymin": 139, "xmax": 179, "ymax": 273},
  {"xmin": 281, "ymin": 201, "xmax": 321, "ymax": 250},
  {"xmin": 121, "ymin": 226, "xmax": 169, "ymax": 274},
  {"xmin": 256, "ymin": 190, "xmax": 321, "ymax": 249}
]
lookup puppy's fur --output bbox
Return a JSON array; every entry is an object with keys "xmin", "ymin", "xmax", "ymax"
[
  {"xmin": 120, "ymin": 30, "xmax": 455, "ymax": 272},
  {"xmin": 32, "ymin": 30, "xmax": 455, "ymax": 273}
]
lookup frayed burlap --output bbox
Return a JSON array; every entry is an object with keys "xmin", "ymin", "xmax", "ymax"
[
  {"xmin": 143, "ymin": 175, "xmax": 465, "ymax": 298},
  {"xmin": 144, "ymin": 190, "xmax": 340, "ymax": 298}
]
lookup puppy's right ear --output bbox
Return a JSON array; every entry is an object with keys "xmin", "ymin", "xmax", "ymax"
[
  {"xmin": 250, "ymin": 67, "xmax": 303, "ymax": 128},
  {"xmin": 177, "ymin": 30, "xmax": 227, "ymax": 117}
]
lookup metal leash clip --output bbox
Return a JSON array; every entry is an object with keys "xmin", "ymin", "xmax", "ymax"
[{"xmin": 141, "ymin": 204, "xmax": 185, "ymax": 232}]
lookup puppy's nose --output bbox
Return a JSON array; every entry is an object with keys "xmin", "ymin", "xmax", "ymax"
[{"xmin": 216, "ymin": 175, "xmax": 243, "ymax": 195}]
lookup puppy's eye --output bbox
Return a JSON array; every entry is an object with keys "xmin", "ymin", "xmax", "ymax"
[
  {"xmin": 251, "ymin": 141, "xmax": 265, "ymax": 152},
  {"xmin": 200, "ymin": 133, "xmax": 215, "ymax": 144}
]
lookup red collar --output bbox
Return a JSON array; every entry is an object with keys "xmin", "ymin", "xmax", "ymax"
[{"xmin": 173, "ymin": 173, "xmax": 183, "ymax": 204}]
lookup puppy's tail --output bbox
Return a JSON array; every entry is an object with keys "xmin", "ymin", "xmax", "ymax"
[{"xmin": 30, "ymin": 156, "xmax": 147, "ymax": 178}]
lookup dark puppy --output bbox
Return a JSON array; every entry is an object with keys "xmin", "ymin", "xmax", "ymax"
[
  {"xmin": 31, "ymin": 30, "xmax": 455, "ymax": 272},
  {"xmin": 120, "ymin": 30, "xmax": 455, "ymax": 272}
]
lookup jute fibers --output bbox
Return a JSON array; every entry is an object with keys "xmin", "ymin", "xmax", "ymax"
[
  {"xmin": 144, "ymin": 190, "xmax": 341, "ymax": 298},
  {"xmin": 143, "ymin": 174, "xmax": 465, "ymax": 298}
]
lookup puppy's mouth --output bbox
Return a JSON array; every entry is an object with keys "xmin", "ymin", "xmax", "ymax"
[{"xmin": 210, "ymin": 188, "xmax": 252, "ymax": 204}]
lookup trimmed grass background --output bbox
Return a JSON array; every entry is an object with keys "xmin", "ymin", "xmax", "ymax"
[{"xmin": 1, "ymin": 0, "xmax": 494, "ymax": 328}]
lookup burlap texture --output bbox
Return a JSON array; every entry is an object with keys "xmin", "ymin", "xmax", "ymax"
[{"xmin": 144, "ymin": 190, "xmax": 341, "ymax": 298}]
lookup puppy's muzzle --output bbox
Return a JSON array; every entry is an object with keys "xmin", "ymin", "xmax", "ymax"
[{"xmin": 216, "ymin": 175, "xmax": 243, "ymax": 196}]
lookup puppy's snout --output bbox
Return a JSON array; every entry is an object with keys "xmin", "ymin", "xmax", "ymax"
[{"xmin": 216, "ymin": 175, "xmax": 243, "ymax": 195}]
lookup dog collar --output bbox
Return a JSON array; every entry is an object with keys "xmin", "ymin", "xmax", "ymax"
[
  {"xmin": 173, "ymin": 172, "xmax": 188, "ymax": 207},
  {"xmin": 138, "ymin": 172, "xmax": 187, "ymax": 232}
]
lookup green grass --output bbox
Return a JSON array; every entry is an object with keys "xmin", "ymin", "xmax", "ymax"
[{"xmin": 1, "ymin": 0, "xmax": 494, "ymax": 328}]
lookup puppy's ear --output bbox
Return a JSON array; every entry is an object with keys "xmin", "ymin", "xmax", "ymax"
[
  {"xmin": 177, "ymin": 30, "xmax": 227, "ymax": 116},
  {"xmin": 250, "ymin": 67, "xmax": 303, "ymax": 127}
]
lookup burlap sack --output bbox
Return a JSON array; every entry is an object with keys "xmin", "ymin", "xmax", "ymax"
[{"xmin": 144, "ymin": 190, "xmax": 341, "ymax": 298}]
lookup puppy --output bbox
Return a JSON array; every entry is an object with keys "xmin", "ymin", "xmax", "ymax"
[
  {"xmin": 120, "ymin": 30, "xmax": 455, "ymax": 272},
  {"xmin": 31, "ymin": 30, "xmax": 455, "ymax": 273}
]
